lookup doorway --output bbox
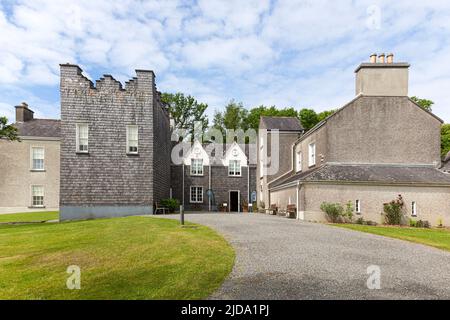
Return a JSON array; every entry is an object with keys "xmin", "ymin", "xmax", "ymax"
[{"xmin": 229, "ymin": 191, "xmax": 240, "ymax": 212}]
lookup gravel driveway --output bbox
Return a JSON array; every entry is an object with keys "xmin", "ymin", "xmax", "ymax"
[{"xmin": 156, "ymin": 213, "xmax": 450, "ymax": 299}]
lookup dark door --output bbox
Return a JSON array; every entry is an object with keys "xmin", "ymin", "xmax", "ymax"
[{"xmin": 230, "ymin": 191, "xmax": 239, "ymax": 212}]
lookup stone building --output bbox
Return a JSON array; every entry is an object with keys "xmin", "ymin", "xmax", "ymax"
[
  {"xmin": 0, "ymin": 103, "xmax": 60, "ymax": 213},
  {"xmin": 262, "ymin": 55, "xmax": 450, "ymax": 226},
  {"xmin": 170, "ymin": 140, "xmax": 257, "ymax": 212},
  {"xmin": 59, "ymin": 64, "xmax": 171, "ymax": 220}
]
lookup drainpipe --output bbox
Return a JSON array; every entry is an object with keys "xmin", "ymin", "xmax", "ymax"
[
  {"xmin": 182, "ymin": 163, "xmax": 185, "ymax": 208},
  {"xmin": 296, "ymin": 181, "xmax": 300, "ymax": 220},
  {"xmin": 247, "ymin": 161, "xmax": 250, "ymax": 210}
]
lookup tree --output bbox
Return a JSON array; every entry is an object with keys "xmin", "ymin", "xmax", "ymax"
[
  {"xmin": 299, "ymin": 108, "xmax": 319, "ymax": 131},
  {"xmin": 245, "ymin": 105, "xmax": 299, "ymax": 131},
  {"xmin": 0, "ymin": 117, "xmax": 20, "ymax": 141},
  {"xmin": 161, "ymin": 93, "xmax": 208, "ymax": 137},
  {"xmin": 317, "ymin": 109, "xmax": 336, "ymax": 122},
  {"xmin": 410, "ymin": 96, "xmax": 434, "ymax": 112},
  {"xmin": 441, "ymin": 124, "xmax": 450, "ymax": 158},
  {"xmin": 213, "ymin": 100, "xmax": 249, "ymax": 132}
]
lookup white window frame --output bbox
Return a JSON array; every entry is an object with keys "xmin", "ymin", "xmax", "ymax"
[
  {"xmin": 31, "ymin": 146, "xmax": 45, "ymax": 171},
  {"xmin": 308, "ymin": 143, "xmax": 316, "ymax": 167},
  {"xmin": 76, "ymin": 123, "xmax": 89, "ymax": 153},
  {"xmin": 31, "ymin": 185, "xmax": 44, "ymax": 207},
  {"xmin": 190, "ymin": 159, "xmax": 203, "ymax": 176},
  {"xmin": 296, "ymin": 151, "xmax": 302, "ymax": 172},
  {"xmin": 355, "ymin": 199, "xmax": 361, "ymax": 214},
  {"xmin": 229, "ymin": 160, "xmax": 241, "ymax": 176},
  {"xmin": 190, "ymin": 186, "xmax": 204, "ymax": 203},
  {"xmin": 411, "ymin": 201, "xmax": 417, "ymax": 217},
  {"xmin": 126, "ymin": 125, "xmax": 139, "ymax": 154}
]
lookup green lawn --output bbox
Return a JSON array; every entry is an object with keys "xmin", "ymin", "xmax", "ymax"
[
  {"xmin": 0, "ymin": 216, "xmax": 235, "ymax": 299},
  {"xmin": 0, "ymin": 211, "xmax": 58, "ymax": 223},
  {"xmin": 335, "ymin": 224, "xmax": 450, "ymax": 252}
]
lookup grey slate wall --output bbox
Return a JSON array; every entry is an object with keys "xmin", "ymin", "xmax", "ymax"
[{"xmin": 59, "ymin": 64, "xmax": 170, "ymax": 220}]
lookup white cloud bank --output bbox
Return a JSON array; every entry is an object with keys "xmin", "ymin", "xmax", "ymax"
[{"xmin": 0, "ymin": 0, "xmax": 450, "ymax": 122}]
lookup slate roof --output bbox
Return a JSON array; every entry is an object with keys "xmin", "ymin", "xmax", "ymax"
[
  {"xmin": 270, "ymin": 164, "xmax": 450, "ymax": 188},
  {"xmin": 14, "ymin": 119, "xmax": 61, "ymax": 138},
  {"xmin": 260, "ymin": 116, "xmax": 303, "ymax": 131}
]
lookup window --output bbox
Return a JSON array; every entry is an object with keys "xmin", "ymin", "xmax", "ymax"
[
  {"xmin": 31, "ymin": 147, "xmax": 44, "ymax": 170},
  {"xmin": 126, "ymin": 125, "xmax": 139, "ymax": 154},
  {"xmin": 296, "ymin": 151, "xmax": 302, "ymax": 172},
  {"xmin": 229, "ymin": 160, "xmax": 241, "ymax": 176},
  {"xmin": 259, "ymin": 159, "xmax": 264, "ymax": 177},
  {"xmin": 190, "ymin": 186, "xmax": 203, "ymax": 203},
  {"xmin": 32, "ymin": 185, "xmax": 44, "ymax": 207},
  {"xmin": 308, "ymin": 143, "xmax": 316, "ymax": 167},
  {"xmin": 76, "ymin": 123, "xmax": 88, "ymax": 153},
  {"xmin": 355, "ymin": 200, "xmax": 361, "ymax": 214},
  {"xmin": 411, "ymin": 201, "xmax": 417, "ymax": 217},
  {"xmin": 191, "ymin": 159, "xmax": 203, "ymax": 175}
]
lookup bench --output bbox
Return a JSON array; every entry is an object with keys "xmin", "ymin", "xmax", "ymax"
[
  {"xmin": 286, "ymin": 204, "xmax": 297, "ymax": 219},
  {"xmin": 154, "ymin": 202, "xmax": 169, "ymax": 215}
]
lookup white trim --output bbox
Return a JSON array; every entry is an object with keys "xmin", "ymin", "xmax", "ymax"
[
  {"xmin": 308, "ymin": 142, "xmax": 316, "ymax": 167},
  {"xmin": 31, "ymin": 184, "xmax": 45, "ymax": 207},
  {"xmin": 30, "ymin": 146, "xmax": 45, "ymax": 171},
  {"xmin": 228, "ymin": 190, "xmax": 240, "ymax": 213},
  {"xmin": 190, "ymin": 186, "xmax": 204, "ymax": 203},
  {"xmin": 411, "ymin": 201, "xmax": 417, "ymax": 217},
  {"xmin": 126, "ymin": 125, "xmax": 139, "ymax": 154},
  {"xmin": 355, "ymin": 199, "xmax": 361, "ymax": 214},
  {"xmin": 76, "ymin": 123, "xmax": 89, "ymax": 153},
  {"xmin": 190, "ymin": 158, "xmax": 204, "ymax": 176},
  {"xmin": 295, "ymin": 150, "xmax": 302, "ymax": 173},
  {"xmin": 228, "ymin": 159, "xmax": 242, "ymax": 177}
]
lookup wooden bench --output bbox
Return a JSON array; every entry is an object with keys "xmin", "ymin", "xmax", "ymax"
[
  {"xmin": 286, "ymin": 204, "xmax": 297, "ymax": 219},
  {"xmin": 266, "ymin": 204, "xmax": 278, "ymax": 215},
  {"xmin": 154, "ymin": 202, "xmax": 169, "ymax": 215}
]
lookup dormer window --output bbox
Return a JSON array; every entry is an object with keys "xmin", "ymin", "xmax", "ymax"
[
  {"xmin": 191, "ymin": 159, "xmax": 203, "ymax": 176},
  {"xmin": 229, "ymin": 160, "xmax": 241, "ymax": 176}
]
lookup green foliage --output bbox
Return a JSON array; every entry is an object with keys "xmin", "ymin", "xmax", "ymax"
[
  {"xmin": 160, "ymin": 198, "xmax": 180, "ymax": 213},
  {"xmin": 383, "ymin": 195, "xmax": 405, "ymax": 225},
  {"xmin": 161, "ymin": 93, "xmax": 208, "ymax": 138},
  {"xmin": 320, "ymin": 202, "xmax": 344, "ymax": 223},
  {"xmin": 441, "ymin": 124, "xmax": 450, "ymax": 158},
  {"xmin": 344, "ymin": 201, "xmax": 354, "ymax": 222},
  {"xmin": 317, "ymin": 109, "xmax": 336, "ymax": 122},
  {"xmin": 213, "ymin": 100, "xmax": 248, "ymax": 132},
  {"xmin": 410, "ymin": 96, "xmax": 434, "ymax": 112},
  {"xmin": 0, "ymin": 117, "xmax": 20, "ymax": 141},
  {"xmin": 245, "ymin": 105, "xmax": 299, "ymax": 131},
  {"xmin": 299, "ymin": 108, "xmax": 319, "ymax": 131}
]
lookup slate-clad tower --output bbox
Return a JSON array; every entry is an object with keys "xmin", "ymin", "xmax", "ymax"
[{"xmin": 59, "ymin": 64, "xmax": 170, "ymax": 220}]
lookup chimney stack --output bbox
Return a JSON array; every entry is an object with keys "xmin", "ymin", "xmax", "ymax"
[
  {"xmin": 15, "ymin": 102, "xmax": 34, "ymax": 123},
  {"xmin": 370, "ymin": 53, "xmax": 377, "ymax": 63},
  {"xmin": 355, "ymin": 54, "xmax": 410, "ymax": 97}
]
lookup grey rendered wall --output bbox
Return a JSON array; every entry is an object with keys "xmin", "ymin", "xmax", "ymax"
[
  {"xmin": 59, "ymin": 65, "xmax": 157, "ymax": 220},
  {"xmin": 327, "ymin": 96, "xmax": 441, "ymax": 165},
  {"xmin": 0, "ymin": 139, "xmax": 60, "ymax": 211},
  {"xmin": 303, "ymin": 183, "xmax": 450, "ymax": 226},
  {"xmin": 293, "ymin": 125, "xmax": 328, "ymax": 173}
]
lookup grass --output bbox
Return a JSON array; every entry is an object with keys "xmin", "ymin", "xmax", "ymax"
[
  {"xmin": 0, "ymin": 216, "xmax": 235, "ymax": 299},
  {"xmin": 334, "ymin": 223, "xmax": 450, "ymax": 252},
  {"xmin": 0, "ymin": 211, "xmax": 58, "ymax": 223}
]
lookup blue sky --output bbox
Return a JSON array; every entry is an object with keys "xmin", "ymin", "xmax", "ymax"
[{"xmin": 1, "ymin": 0, "xmax": 450, "ymax": 123}]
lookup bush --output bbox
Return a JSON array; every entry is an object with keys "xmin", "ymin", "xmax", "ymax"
[
  {"xmin": 160, "ymin": 198, "xmax": 180, "ymax": 213},
  {"xmin": 320, "ymin": 202, "xmax": 344, "ymax": 223},
  {"xmin": 409, "ymin": 219, "xmax": 431, "ymax": 228},
  {"xmin": 344, "ymin": 201, "xmax": 354, "ymax": 222},
  {"xmin": 355, "ymin": 217, "xmax": 365, "ymax": 225},
  {"xmin": 383, "ymin": 195, "xmax": 405, "ymax": 225},
  {"xmin": 409, "ymin": 219, "xmax": 417, "ymax": 227},
  {"xmin": 366, "ymin": 220, "xmax": 378, "ymax": 226}
]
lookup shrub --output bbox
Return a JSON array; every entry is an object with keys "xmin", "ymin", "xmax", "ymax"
[
  {"xmin": 366, "ymin": 220, "xmax": 378, "ymax": 226},
  {"xmin": 344, "ymin": 201, "xmax": 354, "ymax": 222},
  {"xmin": 355, "ymin": 217, "xmax": 365, "ymax": 225},
  {"xmin": 437, "ymin": 217, "xmax": 444, "ymax": 228},
  {"xmin": 409, "ymin": 219, "xmax": 417, "ymax": 227},
  {"xmin": 320, "ymin": 202, "xmax": 344, "ymax": 223},
  {"xmin": 160, "ymin": 198, "xmax": 180, "ymax": 213},
  {"xmin": 383, "ymin": 194, "xmax": 405, "ymax": 225}
]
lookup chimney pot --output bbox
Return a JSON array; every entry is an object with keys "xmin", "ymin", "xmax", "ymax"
[
  {"xmin": 370, "ymin": 53, "xmax": 377, "ymax": 63},
  {"xmin": 387, "ymin": 53, "xmax": 394, "ymax": 64},
  {"xmin": 378, "ymin": 53, "xmax": 386, "ymax": 63}
]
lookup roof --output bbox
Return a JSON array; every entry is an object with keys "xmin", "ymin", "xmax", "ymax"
[
  {"xmin": 14, "ymin": 119, "xmax": 61, "ymax": 138},
  {"xmin": 354, "ymin": 62, "xmax": 410, "ymax": 73},
  {"xmin": 270, "ymin": 164, "xmax": 450, "ymax": 189},
  {"xmin": 260, "ymin": 116, "xmax": 303, "ymax": 131}
]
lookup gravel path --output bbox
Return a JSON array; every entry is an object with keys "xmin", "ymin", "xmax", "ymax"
[{"xmin": 154, "ymin": 213, "xmax": 450, "ymax": 299}]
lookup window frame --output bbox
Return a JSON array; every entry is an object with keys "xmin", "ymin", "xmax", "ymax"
[
  {"xmin": 190, "ymin": 186, "xmax": 204, "ymax": 203},
  {"xmin": 295, "ymin": 150, "xmax": 302, "ymax": 172},
  {"xmin": 76, "ymin": 123, "xmax": 89, "ymax": 153},
  {"xmin": 355, "ymin": 199, "xmax": 361, "ymax": 214},
  {"xmin": 228, "ymin": 160, "xmax": 242, "ymax": 177},
  {"xmin": 411, "ymin": 201, "xmax": 417, "ymax": 217},
  {"xmin": 126, "ymin": 125, "xmax": 139, "ymax": 154},
  {"xmin": 308, "ymin": 142, "xmax": 316, "ymax": 167},
  {"xmin": 31, "ymin": 185, "xmax": 44, "ymax": 207},
  {"xmin": 190, "ymin": 158, "xmax": 204, "ymax": 176},
  {"xmin": 30, "ymin": 146, "xmax": 45, "ymax": 171}
]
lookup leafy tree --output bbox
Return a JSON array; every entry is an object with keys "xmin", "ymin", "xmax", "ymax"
[
  {"xmin": 0, "ymin": 117, "xmax": 20, "ymax": 141},
  {"xmin": 299, "ymin": 108, "xmax": 319, "ymax": 131},
  {"xmin": 213, "ymin": 100, "xmax": 249, "ymax": 132},
  {"xmin": 245, "ymin": 105, "xmax": 299, "ymax": 131},
  {"xmin": 441, "ymin": 124, "xmax": 450, "ymax": 158},
  {"xmin": 161, "ymin": 93, "xmax": 208, "ymax": 137},
  {"xmin": 410, "ymin": 96, "xmax": 434, "ymax": 112},
  {"xmin": 317, "ymin": 109, "xmax": 336, "ymax": 122}
]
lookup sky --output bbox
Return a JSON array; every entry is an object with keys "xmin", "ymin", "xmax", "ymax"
[{"xmin": 0, "ymin": 0, "xmax": 449, "ymax": 123}]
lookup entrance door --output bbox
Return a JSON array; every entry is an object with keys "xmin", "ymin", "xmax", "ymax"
[{"xmin": 229, "ymin": 191, "xmax": 239, "ymax": 212}]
